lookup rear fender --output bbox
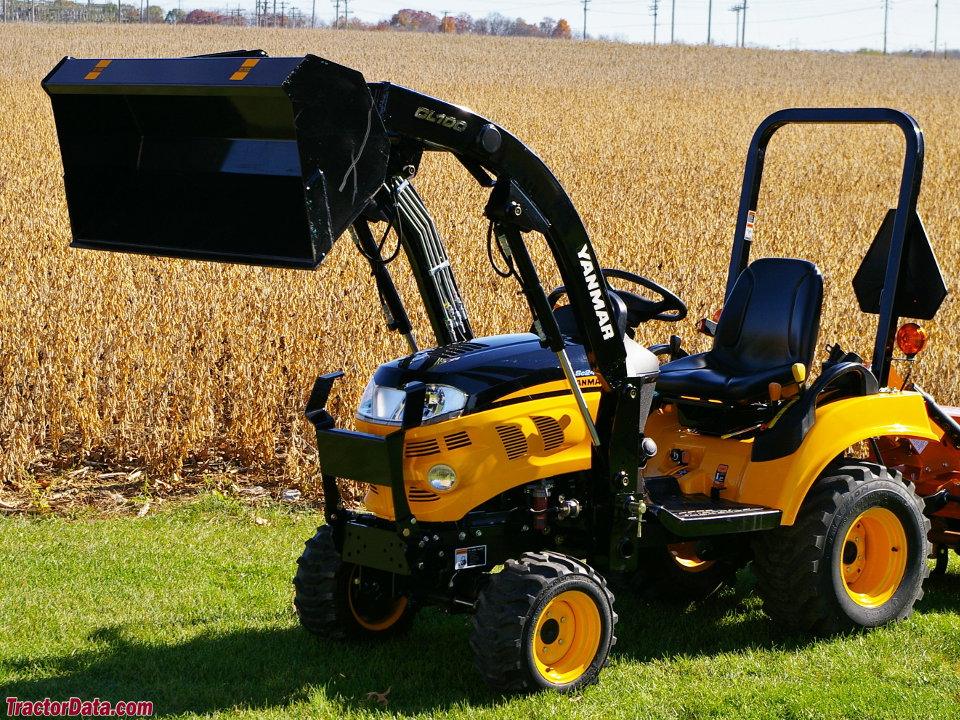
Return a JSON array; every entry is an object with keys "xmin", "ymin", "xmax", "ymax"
[{"xmin": 739, "ymin": 392, "xmax": 939, "ymax": 524}]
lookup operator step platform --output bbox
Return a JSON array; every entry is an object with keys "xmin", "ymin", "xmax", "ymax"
[{"xmin": 649, "ymin": 486, "xmax": 783, "ymax": 537}]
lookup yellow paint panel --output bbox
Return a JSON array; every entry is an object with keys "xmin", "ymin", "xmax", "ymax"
[
  {"xmin": 647, "ymin": 392, "xmax": 940, "ymax": 526},
  {"xmin": 359, "ymin": 390, "xmax": 601, "ymax": 522}
]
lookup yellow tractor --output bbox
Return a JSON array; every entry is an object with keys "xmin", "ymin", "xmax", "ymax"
[{"xmin": 45, "ymin": 52, "xmax": 953, "ymax": 693}]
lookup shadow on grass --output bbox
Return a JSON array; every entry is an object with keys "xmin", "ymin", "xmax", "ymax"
[
  {"xmin": 0, "ymin": 611, "xmax": 491, "ymax": 717},
  {"xmin": 0, "ymin": 574, "xmax": 825, "ymax": 716},
  {"xmin": 916, "ymin": 568, "xmax": 960, "ymax": 613},
  {"xmin": 11, "ymin": 565, "xmax": 953, "ymax": 716},
  {"xmin": 611, "ymin": 571, "xmax": 814, "ymax": 664}
]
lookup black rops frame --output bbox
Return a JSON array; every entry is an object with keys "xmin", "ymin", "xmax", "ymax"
[{"xmin": 727, "ymin": 108, "xmax": 927, "ymax": 388}]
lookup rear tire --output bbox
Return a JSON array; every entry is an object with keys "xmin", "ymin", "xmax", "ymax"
[
  {"xmin": 293, "ymin": 525, "xmax": 416, "ymax": 640},
  {"xmin": 752, "ymin": 461, "xmax": 929, "ymax": 635},
  {"xmin": 470, "ymin": 551, "xmax": 617, "ymax": 693}
]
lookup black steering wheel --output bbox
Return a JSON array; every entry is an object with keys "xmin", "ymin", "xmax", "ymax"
[{"xmin": 548, "ymin": 268, "xmax": 687, "ymax": 327}]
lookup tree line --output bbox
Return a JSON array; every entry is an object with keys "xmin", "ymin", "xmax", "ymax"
[{"xmin": 0, "ymin": 0, "xmax": 572, "ymax": 38}]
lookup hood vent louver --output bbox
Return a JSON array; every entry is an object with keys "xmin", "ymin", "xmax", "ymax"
[
  {"xmin": 444, "ymin": 430, "xmax": 471, "ymax": 450},
  {"xmin": 425, "ymin": 342, "xmax": 488, "ymax": 360},
  {"xmin": 405, "ymin": 438, "xmax": 441, "ymax": 457},
  {"xmin": 532, "ymin": 416, "xmax": 565, "ymax": 451},
  {"xmin": 495, "ymin": 425, "xmax": 528, "ymax": 460},
  {"xmin": 408, "ymin": 488, "xmax": 441, "ymax": 503}
]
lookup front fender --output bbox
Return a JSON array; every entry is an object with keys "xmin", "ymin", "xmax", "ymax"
[{"xmin": 739, "ymin": 392, "xmax": 939, "ymax": 524}]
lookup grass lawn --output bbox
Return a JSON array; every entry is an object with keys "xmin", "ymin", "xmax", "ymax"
[{"xmin": 2, "ymin": 494, "xmax": 960, "ymax": 719}]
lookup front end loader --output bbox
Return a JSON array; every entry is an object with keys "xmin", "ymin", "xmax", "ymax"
[{"xmin": 44, "ymin": 52, "xmax": 956, "ymax": 693}]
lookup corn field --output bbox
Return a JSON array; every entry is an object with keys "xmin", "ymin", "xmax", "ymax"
[{"xmin": 1, "ymin": 24, "xmax": 959, "ymax": 491}]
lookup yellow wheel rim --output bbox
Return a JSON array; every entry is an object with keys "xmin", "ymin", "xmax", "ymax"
[
  {"xmin": 346, "ymin": 567, "xmax": 409, "ymax": 631},
  {"xmin": 841, "ymin": 507, "xmax": 908, "ymax": 608},
  {"xmin": 532, "ymin": 590, "xmax": 602, "ymax": 684},
  {"xmin": 669, "ymin": 542, "xmax": 715, "ymax": 573}
]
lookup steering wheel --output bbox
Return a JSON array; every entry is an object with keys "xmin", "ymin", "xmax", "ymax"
[{"xmin": 547, "ymin": 268, "xmax": 687, "ymax": 326}]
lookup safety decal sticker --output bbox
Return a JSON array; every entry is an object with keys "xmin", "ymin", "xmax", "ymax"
[
  {"xmin": 84, "ymin": 60, "xmax": 111, "ymax": 80},
  {"xmin": 713, "ymin": 464, "xmax": 729, "ymax": 489},
  {"xmin": 230, "ymin": 58, "xmax": 260, "ymax": 81},
  {"xmin": 454, "ymin": 545, "xmax": 487, "ymax": 570},
  {"xmin": 744, "ymin": 210, "xmax": 756, "ymax": 241}
]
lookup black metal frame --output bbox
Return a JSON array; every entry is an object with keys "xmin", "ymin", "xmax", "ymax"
[{"xmin": 728, "ymin": 108, "xmax": 928, "ymax": 387}]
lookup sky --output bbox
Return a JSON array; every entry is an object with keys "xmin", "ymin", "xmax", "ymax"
[{"xmin": 177, "ymin": 0, "xmax": 958, "ymax": 53}]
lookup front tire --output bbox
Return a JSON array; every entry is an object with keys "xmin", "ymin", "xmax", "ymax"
[
  {"xmin": 470, "ymin": 551, "xmax": 617, "ymax": 693},
  {"xmin": 752, "ymin": 461, "xmax": 930, "ymax": 635},
  {"xmin": 293, "ymin": 525, "xmax": 416, "ymax": 640}
]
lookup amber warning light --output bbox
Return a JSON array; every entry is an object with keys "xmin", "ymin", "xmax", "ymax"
[{"xmin": 896, "ymin": 323, "xmax": 927, "ymax": 357}]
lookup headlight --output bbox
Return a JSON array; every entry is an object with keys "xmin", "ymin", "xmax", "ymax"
[
  {"xmin": 422, "ymin": 384, "xmax": 468, "ymax": 424},
  {"xmin": 427, "ymin": 464, "xmax": 458, "ymax": 492},
  {"xmin": 357, "ymin": 380, "xmax": 468, "ymax": 426},
  {"xmin": 357, "ymin": 381, "xmax": 407, "ymax": 424}
]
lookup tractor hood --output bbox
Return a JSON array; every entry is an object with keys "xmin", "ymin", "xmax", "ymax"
[{"xmin": 369, "ymin": 334, "xmax": 594, "ymax": 414}]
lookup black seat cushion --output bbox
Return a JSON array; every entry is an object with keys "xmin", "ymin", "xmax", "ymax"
[{"xmin": 657, "ymin": 258, "xmax": 823, "ymax": 404}]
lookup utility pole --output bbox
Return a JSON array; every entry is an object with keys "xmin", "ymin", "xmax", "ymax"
[
  {"xmin": 582, "ymin": 0, "xmax": 589, "ymax": 40},
  {"xmin": 740, "ymin": 0, "xmax": 747, "ymax": 47},
  {"xmin": 882, "ymin": 0, "xmax": 889, "ymax": 54},
  {"xmin": 670, "ymin": 0, "xmax": 675, "ymax": 43},
  {"xmin": 332, "ymin": 0, "xmax": 339, "ymax": 27},
  {"xmin": 310, "ymin": 0, "xmax": 315, "ymax": 27},
  {"xmin": 650, "ymin": 0, "xmax": 659, "ymax": 44},
  {"xmin": 933, "ymin": 0, "xmax": 939, "ymax": 55},
  {"xmin": 729, "ymin": 3, "xmax": 743, "ymax": 47},
  {"xmin": 279, "ymin": 0, "xmax": 285, "ymax": 25},
  {"xmin": 342, "ymin": 0, "xmax": 347, "ymax": 26},
  {"xmin": 707, "ymin": 0, "xmax": 713, "ymax": 45}
]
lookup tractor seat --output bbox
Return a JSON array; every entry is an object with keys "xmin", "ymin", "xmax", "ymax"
[{"xmin": 656, "ymin": 258, "xmax": 823, "ymax": 405}]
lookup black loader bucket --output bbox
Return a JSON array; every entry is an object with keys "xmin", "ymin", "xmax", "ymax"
[{"xmin": 42, "ymin": 53, "xmax": 389, "ymax": 269}]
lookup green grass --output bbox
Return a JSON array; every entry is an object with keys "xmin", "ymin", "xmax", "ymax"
[{"xmin": 2, "ymin": 495, "xmax": 960, "ymax": 719}]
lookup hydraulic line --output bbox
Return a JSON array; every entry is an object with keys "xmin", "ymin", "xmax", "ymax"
[{"xmin": 391, "ymin": 178, "xmax": 472, "ymax": 344}]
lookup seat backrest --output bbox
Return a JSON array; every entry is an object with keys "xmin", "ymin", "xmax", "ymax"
[{"xmin": 711, "ymin": 257, "xmax": 823, "ymax": 374}]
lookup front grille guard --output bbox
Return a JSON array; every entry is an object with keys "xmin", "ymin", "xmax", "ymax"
[{"xmin": 305, "ymin": 371, "xmax": 419, "ymax": 532}]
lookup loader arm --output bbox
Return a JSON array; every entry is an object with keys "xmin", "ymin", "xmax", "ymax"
[
  {"xmin": 43, "ymin": 52, "xmax": 642, "ymax": 490},
  {"xmin": 42, "ymin": 54, "xmax": 627, "ymax": 382},
  {"xmin": 368, "ymin": 83, "xmax": 627, "ymax": 382}
]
